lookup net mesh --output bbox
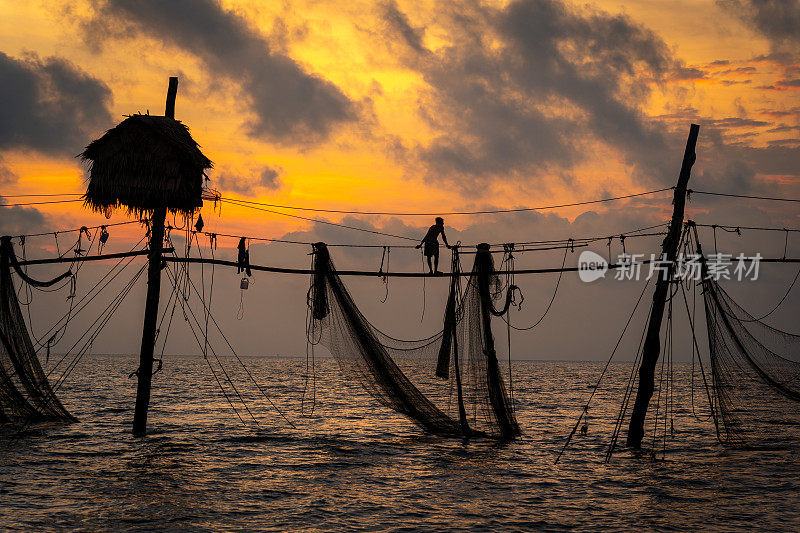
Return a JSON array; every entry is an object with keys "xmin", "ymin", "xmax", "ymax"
[
  {"xmin": 309, "ymin": 242, "xmax": 519, "ymax": 439},
  {"xmin": 703, "ymin": 276, "xmax": 800, "ymax": 445},
  {"xmin": 0, "ymin": 236, "xmax": 75, "ymax": 425}
]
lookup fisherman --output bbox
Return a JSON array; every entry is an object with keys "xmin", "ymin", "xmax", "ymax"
[{"xmin": 415, "ymin": 217, "xmax": 451, "ymax": 274}]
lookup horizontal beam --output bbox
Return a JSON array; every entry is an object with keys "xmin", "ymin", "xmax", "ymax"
[
  {"xmin": 164, "ymin": 256, "xmax": 800, "ymax": 277},
  {"xmin": 17, "ymin": 248, "xmax": 174, "ymax": 267},
  {"xmin": 164, "ymin": 256, "xmax": 595, "ymax": 276},
  {"xmin": 15, "ymin": 250, "xmax": 798, "ymax": 275}
]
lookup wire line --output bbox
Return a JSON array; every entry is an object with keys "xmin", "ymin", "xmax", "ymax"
[{"xmin": 222, "ymin": 187, "xmax": 675, "ymax": 216}]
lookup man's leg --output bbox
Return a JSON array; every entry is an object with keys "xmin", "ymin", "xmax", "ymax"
[
  {"xmin": 427, "ymin": 255, "xmax": 433, "ymax": 273},
  {"xmin": 434, "ymin": 252, "xmax": 440, "ymax": 273}
]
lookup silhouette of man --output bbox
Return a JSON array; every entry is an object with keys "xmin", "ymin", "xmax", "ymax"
[{"xmin": 416, "ymin": 217, "xmax": 450, "ymax": 274}]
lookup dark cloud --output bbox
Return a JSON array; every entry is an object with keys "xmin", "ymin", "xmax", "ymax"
[
  {"xmin": 259, "ymin": 166, "xmax": 282, "ymax": 189},
  {"xmin": 715, "ymin": 66, "xmax": 757, "ymax": 75},
  {"xmin": 761, "ymin": 106, "xmax": 800, "ymax": 118},
  {"xmin": 0, "ymin": 197, "xmax": 47, "ymax": 236},
  {"xmin": 215, "ymin": 165, "xmax": 283, "ymax": 196},
  {"xmin": 381, "ymin": 0, "xmax": 426, "ymax": 54},
  {"xmin": 768, "ymin": 124, "xmax": 800, "ymax": 133},
  {"xmin": 720, "ymin": 0, "xmax": 800, "ymax": 49},
  {"xmin": 670, "ymin": 67, "xmax": 708, "ymax": 80},
  {"xmin": 91, "ymin": 0, "xmax": 355, "ymax": 144},
  {"xmin": 0, "ymin": 51, "xmax": 112, "ymax": 155},
  {"xmin": 0, "ymin": 155, "xmax": 18, "ymax": 185},
  {"xmin": 751, "ymin": 51, "xmax": 797, "ymax": 64},
  {"xmin": 382, "ymin": 0, "xmax": 682, "ymax": 189},
  {"xmin": 709, "ymin": 117, "xmax": 770, "ymax": 128},
  {"xmin": 720, "ymin": 144, "xmax": 800, "ymax": 177}
]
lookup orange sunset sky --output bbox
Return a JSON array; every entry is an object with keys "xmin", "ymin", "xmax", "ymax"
[
  {"xmin": 0, "ymin": 0, "xmax": 799, "ymax": 359},
  {"xmin": 0, "ymin": 0, "xmax": 798, "ymax": 245}
]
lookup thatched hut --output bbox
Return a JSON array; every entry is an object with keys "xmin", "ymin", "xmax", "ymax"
[{"xmin": 80, "ymin": 114, "xmax": 212, "ymax": 216}]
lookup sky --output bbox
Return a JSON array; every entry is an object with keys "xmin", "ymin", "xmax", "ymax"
[{"xmin": 1, "ymin": 0, "xmax": 799, "ymax": 361}]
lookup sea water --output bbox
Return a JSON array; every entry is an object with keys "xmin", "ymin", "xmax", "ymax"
[{"xmin": 1, "ymin": 355, "xmax": 799, "ymax": 531}]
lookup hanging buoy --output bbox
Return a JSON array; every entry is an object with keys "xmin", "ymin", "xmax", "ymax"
[{"xmin": 240, "ymin": 277, "xmax": 249, "ymax": 290}]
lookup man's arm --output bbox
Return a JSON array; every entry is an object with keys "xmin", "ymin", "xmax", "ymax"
[{"xmin": 441, "ymin": 229, "xmax": 450, "ymax": 248}]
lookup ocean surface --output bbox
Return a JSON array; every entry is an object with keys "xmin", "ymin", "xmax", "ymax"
[{"xmin": 2, "ymin": 355, "xmax": 799, "ymax": 532}]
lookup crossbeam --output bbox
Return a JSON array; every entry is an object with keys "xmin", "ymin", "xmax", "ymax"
[
  {"xmin": 163, "ymin": 256, "xmax": 800, "ymax": 277},
  {"xmin": 14, "ymin": 250, "xmax": 797, "ymax": 276}
]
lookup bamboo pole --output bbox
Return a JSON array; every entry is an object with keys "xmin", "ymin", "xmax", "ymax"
[
  {"xmin": 626, "ymin": 124, "xmax": 700, "ymax": 449},
  {"xmin": 132, "ymin": 77, "xmax": 178, "ymax": 437}
]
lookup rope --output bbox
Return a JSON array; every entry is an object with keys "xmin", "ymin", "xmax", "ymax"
[
  {"xmin": 222, "ymin": 198, "xmax": 418, "ymax": 242},
  {"xmin": 695, "ymin": 222, "xmax": 800, "ymax": 234},
  {"xmin": 220, "ymin": 187, "xmax": 675, "ymax": 216},
  {"xmin": 165, "ymin": 265, "xmax": 257, "ymax": 427},
  {"xmin": 51, "ymin": 263, "xmax": 147, "ymax": 390},
  {"xmin": 688, "ymin": 189, "xmax": 800, "ymax": 203},
  {"xmin": 554, "ymin": 276, "xmax": 652, "ymax": 463},
  {"xmin": 169, "ymin": 254, "xmax": 297, "ymax": 428},
  {"xmin": 0, "ymin": 199, "xmax": 83, "ymax": 207},
  {"xmin": 679, "ymin": 281, "xmax": 717, "ymax": 425},
  {"xmin": 191, "ymin": 223, "xmax": 668, "ymax": 251},
  {"xmin": 1, "ymin": 193, "xmax": 83, "ymax": 197},
  {"xmin": 502, "ymin": 245, "xmax": 569, "ymax": 331},
  {"xmin": 740, "ymin": 265, "xmax": 800, "ymax": 322},
  {"xmin": 605, "ymin": 299, "xmax": 652, "ymax": 463}
]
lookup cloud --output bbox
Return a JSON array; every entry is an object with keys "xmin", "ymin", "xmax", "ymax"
[
  {"xmin": 669, "ymin": 66, "xmax": 708, "ymax": 81},
  {"xmin": 380, "ymin": 0, "xmax": 426, "ymax": 54},
  {"xmin": 259, "ymin": 166, "xmax": 282, "ymax": 189},
  {"xmin": 215, "ymin": 165, "xmax": 284, "ymax": 196},
  {"xmin": 777, "ymin": 78, "xmax": 800, "ymax": 88},
  {"xmin": 709, "ymin": 117, "xmax": 770, "ymax": 128},
  {"xmin": 381, "ymin": 0, "xmax": 681, "ymax": 189},
  {"xmin": 0, "ymin": 196, "xmax": 47, "ymax": 236},
  {"xmin": 91, "ymin": 0, "xmax": 355, "ymax": 145},
  {"xmin": 719, "ymin": 0, "xmax": 800, "ymax": 50},
  {"xmin": 0, "ymin": 155, "xmax": 19, "ymax": 185},
  {"xmin": 0, "ymin": 51, "xmax": 112, "ymax": 155}
]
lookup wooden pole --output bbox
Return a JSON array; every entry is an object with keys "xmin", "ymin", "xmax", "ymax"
[
  {"xmin": 626, "ymin": 124, "xmax": 699, "ymax": 449},
  {"xmin": 132, "ymin": 77, "xmax": 178, "ymax": 436}
]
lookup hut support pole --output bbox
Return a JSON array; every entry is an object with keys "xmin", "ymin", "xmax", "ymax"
[
  {"xmin": 132, "ymin": 77, "xmax": 178, "ymax": 436},
  {"xmin": 626, "ymin": 124, "xmax": 699, "ymax": 449}
]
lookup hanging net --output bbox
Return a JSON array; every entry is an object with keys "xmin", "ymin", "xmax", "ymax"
[
  {"xmin": 702, "ymin": 275, "xmax": 800, "ymax": 445},
  {"xmin": 309, "ymin": 242, "xmax": 520, "ymax": 439},
  {"xmin": 0, "ymin": 236, "xmax": 76, "ymax": 425}
]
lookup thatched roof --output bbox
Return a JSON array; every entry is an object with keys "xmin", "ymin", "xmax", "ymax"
[{"xmin": 80, "ymin": 114, "xmax": 212, "ymax": 216}]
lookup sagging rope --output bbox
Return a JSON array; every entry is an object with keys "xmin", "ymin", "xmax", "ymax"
[
  {"xmin": 168, "ymin": 250, "xmax": 296, "ymax": 429},
  {"xmin": 165, "ymin": 265, "xmax": 256, "ymax": 428},
  {"xmin": 501, "ymin": 244, "xmax": 571, "ymax": 331}
]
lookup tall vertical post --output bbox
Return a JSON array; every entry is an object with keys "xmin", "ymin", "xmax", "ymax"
[
  {"xmin": 626, "ymin": 124, "xmax": 699, "ymax": 449},
  {"xmin": 132, "ymin": 77, "xmax": 178, "ymax": 436}
]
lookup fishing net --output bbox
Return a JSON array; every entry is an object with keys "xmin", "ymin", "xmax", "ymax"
[
  {"xmin": 309, "ymin": 242, "xmax": 519, "ymax": 439},
  {"xmin": 703, "ymin": 276, "xmax": 800, "ymax": 445},
  {"xmin": 0, "ymin": 236, "xmax": 75, "ymax": 425}
]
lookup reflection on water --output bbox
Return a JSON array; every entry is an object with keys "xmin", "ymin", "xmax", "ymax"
[{"xmin": 1, "ymin": 356, "xmax": 799, "ymax": 531}]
